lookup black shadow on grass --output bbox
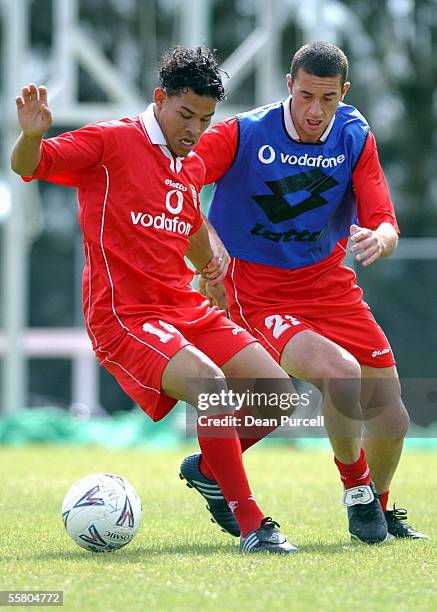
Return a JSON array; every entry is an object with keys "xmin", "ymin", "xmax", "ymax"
[
  {"xmin": 24, "ymin": 541, "xmax": 375, "ymax": 561},
  {"xmin": 26, "ymin": 542, "xmax": 238, "ymax": 561}
]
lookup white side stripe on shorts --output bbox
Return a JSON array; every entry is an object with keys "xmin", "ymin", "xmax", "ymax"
[
  {"xmin": 230, "ymin": 258, "xmax": 253, "ymax": 332},
  {"xmin": 104, "ymin": 358, "xmax": 160, "ymax": 394},
  {"xmin": 254, "ymin": 327, "xmax": 281, "ymax": 357}
]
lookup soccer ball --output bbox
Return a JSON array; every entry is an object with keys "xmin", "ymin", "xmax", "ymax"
[{"xmin": 61, "ymin": 473, "xmax": 142, "ymax": 553}]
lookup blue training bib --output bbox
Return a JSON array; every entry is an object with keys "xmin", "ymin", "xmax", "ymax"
[{"xmin": 209, "ymin": 101, "xmax": 369, "ymax": 270}]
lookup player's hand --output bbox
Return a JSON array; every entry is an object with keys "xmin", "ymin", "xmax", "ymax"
[
  {"xmin": 201, "ymin": 249, "xmax": 230, "ymax": 286},
  {"xmin": 349, "ymin": 224, "xmax": 382, "ymax": 266},
  {"xmin": 198, "ymin": 278, "xmax": 229, "ymax": 311},
  {"xmin": 16, "ymin": 84, "xmax": 52, "ymax": 138}
]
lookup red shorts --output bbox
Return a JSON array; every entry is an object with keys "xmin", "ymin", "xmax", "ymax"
[
  {"xmin": 225, "ymin": 257, "xmax": 395, "ymax": 369},
  {"xmin": 95, "ymin": 307, "xmax": 256, "ymax": 421},
  {"xmin": 231, "ymin": 306, "xmax": 395, "ymax": 368}
]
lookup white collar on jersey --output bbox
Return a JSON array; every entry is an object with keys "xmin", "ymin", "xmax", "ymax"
[
  {"xmin": 282, "ymin": 96, "xmax": 335, "ymax": 143},
  {"xmin": 141, "ymin": 103, "xmax": 167, "ymax": 145},
  {"xmin": 140, "ymin": 103, "xmax": 184, "ymax": 173}
]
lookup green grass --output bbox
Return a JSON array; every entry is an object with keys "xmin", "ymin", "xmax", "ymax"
[{"xmin": 0, "ymin": 446, "xmax": 436, "ymax": 611}]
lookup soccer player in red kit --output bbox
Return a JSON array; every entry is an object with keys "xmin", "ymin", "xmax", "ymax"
[
  {"xmin": 11, "ymin": 47, "xmax": 297, "ymax": 554},
  {"xmin": 194, "ymin": 42, "xmax": 428, "ymax": 543}
]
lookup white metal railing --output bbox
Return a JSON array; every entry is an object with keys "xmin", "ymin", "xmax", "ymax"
[{"xmin": 0, "ymin": 328, "xmax": 99, "ymax": 411}]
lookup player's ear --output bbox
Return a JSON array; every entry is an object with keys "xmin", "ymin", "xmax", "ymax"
[
  {"xmin": 154, "ymin": 87, "xmax": 167, "ymax": 107},
  {"xmin": 340, "ymin": 81, "xmax": 350, "ymax": 101},
  {"xmin": 286, "ymin": 74, "xmax": 293, "ymax": 95}
]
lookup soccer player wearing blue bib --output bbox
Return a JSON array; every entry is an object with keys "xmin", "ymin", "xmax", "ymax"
[{"xmin": 189, "ymin": 42, "xmax": 428, "ymax": 544}]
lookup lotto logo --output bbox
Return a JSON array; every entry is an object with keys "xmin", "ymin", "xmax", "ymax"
[
  {"xmin": 232, "ymin": 326, "xmax": 245, "ymax": 336},
  {"xmin": 164, "ymin": 179, "xmax": 187, "ymax": 192}
]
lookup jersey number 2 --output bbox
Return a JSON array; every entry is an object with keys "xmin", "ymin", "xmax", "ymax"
[{"xmin": 265, "ymin": 314, "xmax": 300, "ymax": 339}]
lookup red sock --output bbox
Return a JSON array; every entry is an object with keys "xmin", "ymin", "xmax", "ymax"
[
  {"xmin": 237, "ymin": 406, "xmax": 280, "ymax": 452},
  {"xmin": 199, "ymin": 405, "xmax": 279, "ymax": 479},
  {"xmin": 379, "ymin": 490, "xmax": 389, "ymax": 512},
  {"xmin": 334, "ymin": 448, "xmax": 371, "ymax": 490},
  {"xmin": 197, "ymin": 414, "xmax": 264, "ymax": 537}
]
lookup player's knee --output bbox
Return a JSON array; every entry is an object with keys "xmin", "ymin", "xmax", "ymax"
[
  {"xmin": 190, "ymin": 361, "xmax": 227, "ymax": 394},
  {"xmin": 282, "ymin": 338, "xmax": 360, "ymax": 381},
  {"xmin": 190, "ymin": 359, "xmax": 224, "ymax": 381},
  {"xmin": 163, "ymin": 346, "xmax": 230, "ymax": 408},
  {"xmin": 329, "ymin": 351, "xmax": 361, "ymax": 380},
  {"xmin": 324, "ymin": 376, "xmax": 362, "ymax": 420},
  {"xmin": 364, "ymin": 395, "xmax": 410, "ymax": 439},
  {"xmin": 187, "ymin": 361, "xmax": 239, "ymax": 415},
  {"xmin": 318, "ymin": 354, "xmax": 361, "ymax": 415}
]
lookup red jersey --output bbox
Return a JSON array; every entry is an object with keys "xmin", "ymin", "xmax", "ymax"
[{"xmin": 25, "ymin": 105, "xmax": 209, "ymax": 349}]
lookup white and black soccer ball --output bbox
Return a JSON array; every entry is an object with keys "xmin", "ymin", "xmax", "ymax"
[{"xmin": 61, "ymin": 473, "xmax": 142, "ymax": 553}]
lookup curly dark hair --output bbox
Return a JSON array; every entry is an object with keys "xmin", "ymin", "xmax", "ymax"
[
  {"xmin": 159, "ymin": 46, "xmax": 226, "ymax": 101},
  {"xmin": 291, "ymin": 42, "xmax": 349, "ymax": 85}
]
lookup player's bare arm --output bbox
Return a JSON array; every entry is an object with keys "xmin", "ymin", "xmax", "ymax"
[
  {"xmin": 186, "ymin": 218, "xmax": 229, "ymax": 285},
  {"xmin": 349, "ymin": 222, "xmax": 399, "ymax": 266},
  {"xmin": 186, "ymin": 220, "xmax": 214, "ymax": 273},
  {"xmin": 11, "ymin": 84, "xmax": 52, "ymax": 176},
  {"xmin": 201, "ymin": 217, "xmax": 230, "ymax": 283}
]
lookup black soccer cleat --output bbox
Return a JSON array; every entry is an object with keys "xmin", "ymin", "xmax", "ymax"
[
  {"xmin": 385, "ymin": 505, "xmax": 430, "ymax": 540},
  {"xmin": 343, "ymin": 482, "xmax": 390, "ymax": 544},
  {"xmin": 179, "ymin": 453, "xmax": 240, "ymax": 537},
  {"xmin": 240, "ymin": 517, "xmax": 298, "ymax": 554}
]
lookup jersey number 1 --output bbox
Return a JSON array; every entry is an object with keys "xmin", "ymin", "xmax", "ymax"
[{"xmin": 142, "ymin": 320, "xmax": 179, "ymax": 343}]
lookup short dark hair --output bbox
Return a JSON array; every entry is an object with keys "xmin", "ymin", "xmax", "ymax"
[
  {"xmin": 290, "ymin": 42, "xmax": 349, "ymax": 85},
  {"xmin": 159, "ymin": 46, "xmax": 226, "ymax": 101}
]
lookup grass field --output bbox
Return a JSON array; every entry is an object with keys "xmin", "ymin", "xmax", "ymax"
[{"xmin": 1, "ymin": 445, "xmax": 436, "ymax": 611}]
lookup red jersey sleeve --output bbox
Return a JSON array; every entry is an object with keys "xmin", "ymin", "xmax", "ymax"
[
  {"xmin": 194, "ymin": 117, "xmax": 239, "ymax": 184},
  {"xmin": 353, "ymin": 131, "xmax": 400, "ymax": 234},
  {"xmin": 22, "ymin": 123, "xmax": 105, "ymax": 188}
]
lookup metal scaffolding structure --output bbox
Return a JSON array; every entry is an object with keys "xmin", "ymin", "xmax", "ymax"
[{"xmin": 1, "ymin": 0, "xmax": 29, "ymax": 413}]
